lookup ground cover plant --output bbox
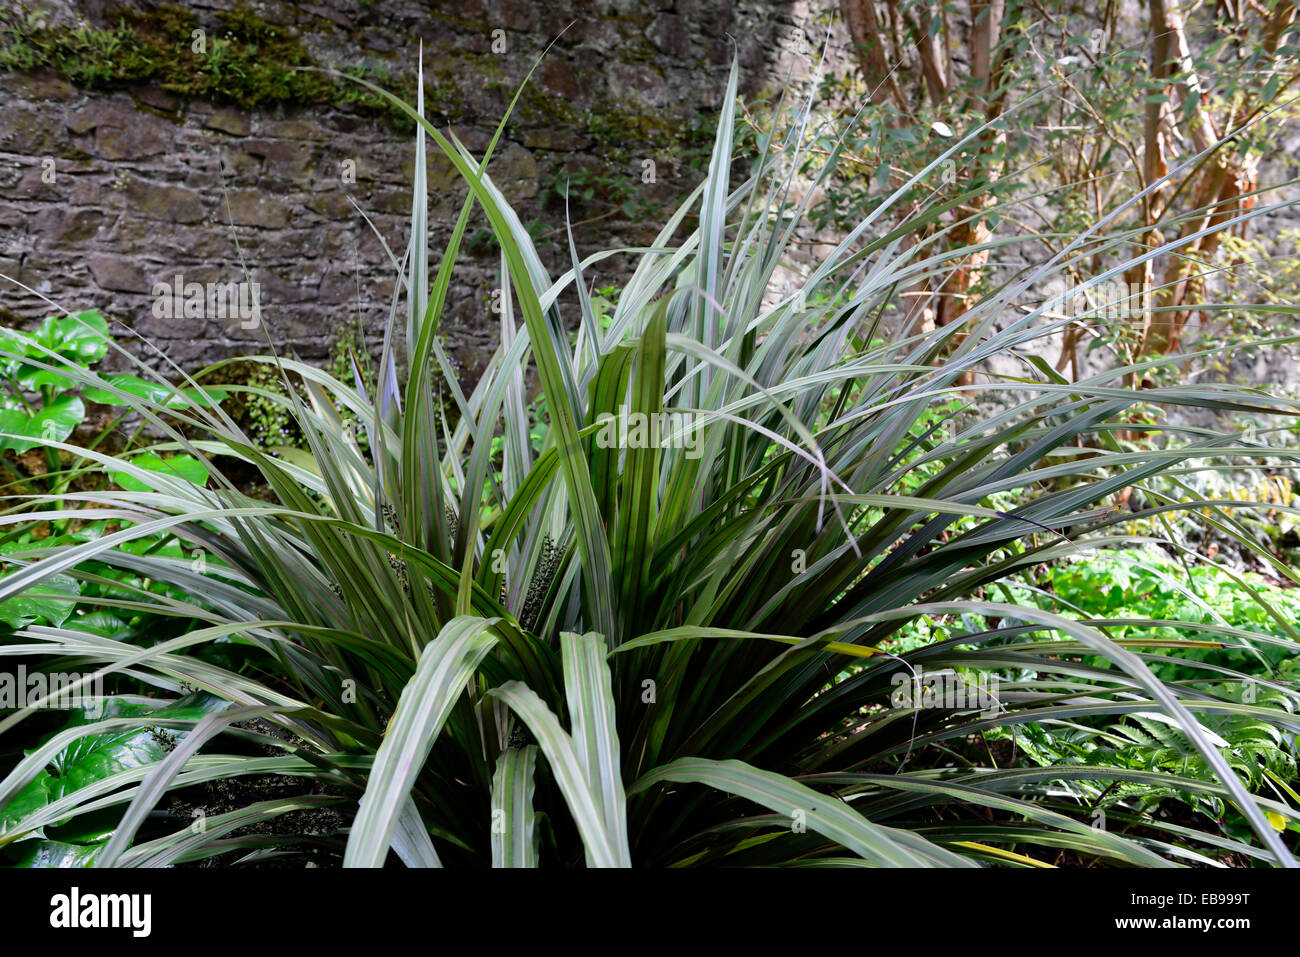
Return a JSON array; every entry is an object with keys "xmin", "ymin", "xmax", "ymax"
[{"xmin": 1, "ymin": 53, "xmax": 1298, "ymax": 868}]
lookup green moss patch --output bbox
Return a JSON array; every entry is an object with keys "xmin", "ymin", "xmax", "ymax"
[{"xmin": 0, "ymin": 3, "xmax": 415, "ymax": 128}]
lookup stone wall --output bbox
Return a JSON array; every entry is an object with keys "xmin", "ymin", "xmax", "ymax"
[{"xmin": 0, "ymin": 0, "xmax": 828, "ymax": 377}]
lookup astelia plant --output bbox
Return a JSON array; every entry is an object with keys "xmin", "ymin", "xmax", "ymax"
[{"xmin": 0, "ymin": 54, "xmax": 1298, "ymax": 868}]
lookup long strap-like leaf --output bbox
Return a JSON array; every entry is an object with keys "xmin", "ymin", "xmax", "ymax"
[
  {"xmin": 561, "ymin": 632, "xmax": 630, "ymax": 856},
  {"xmin": 491, "ymin": 745, "xmax": 539, "ymax": 867},
  {"xmin": 343, "ymin": 616, "xmax": 502, "ymax": 867},
  {"xmin": 491, "ymin": 677, "xmax": 632, "ymax": 867},
  {"xmin": 631, "ymin": 756, "xmax": 977, "ymax": 867}
]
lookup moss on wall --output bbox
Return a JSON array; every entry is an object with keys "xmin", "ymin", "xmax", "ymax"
[{"xmin": 0, "ymin": 3, "xmax": 416, "ymax": 127}]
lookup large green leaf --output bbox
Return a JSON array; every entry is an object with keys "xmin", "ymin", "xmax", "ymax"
[
  {"xmin": 0, "ymin": 571, "xmax": 80, "ymax": 628},
  {"xmin": 0, "ymin": 394, "xmax": 84, "ymax": 453},
  {"xmin": 42, "ymin": 310, "xmax": 110, "ymax": 365},
  {"xmin": 0, "ymin": 695, "xmax": 230, "ymax": 843},
  {"xmin": 115, "ymin": 452, "xmax": 210, "ymax": 493},
  {"xmin": 1, "ymin": 310, "xmax": 110, "ymax": 387},
  {"xmin": 10, "ymin": 839, "xmax": 106, "ymax": 867},
  {"xmin": 81, "ymin": 374, "xmax": 172, "ymax": 406}
]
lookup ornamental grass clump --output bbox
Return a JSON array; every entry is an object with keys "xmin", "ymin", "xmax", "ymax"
[{"xmin": 1, "ymin": 56, "xmax": 1298, "ymax": 867}]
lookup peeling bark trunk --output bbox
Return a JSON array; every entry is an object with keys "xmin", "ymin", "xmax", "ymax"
[
  {"xmin": 1138, "ymin": 0, "xmax": 1278, "ymax": 358},
  {"xmin": 841, "ymin": 0, "xmax": 909, "ymax": 110},
  {"xmin": 931, "ymin": 1, "xmax": 1008, "ymax": 385}
]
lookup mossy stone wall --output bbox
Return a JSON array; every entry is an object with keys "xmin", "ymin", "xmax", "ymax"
[{"xmin": 0, "ymin": 0, "xmax": 815, "ymax": 376}]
